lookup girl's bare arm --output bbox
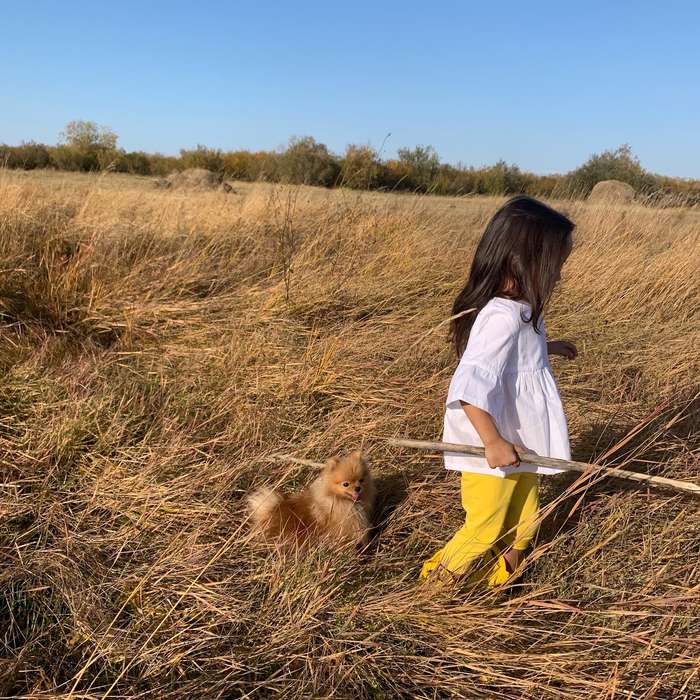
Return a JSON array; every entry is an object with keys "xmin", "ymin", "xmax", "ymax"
[
  {"xmin": 460, "ymin": 401, "xmax": 520, "ymax": 468},
  {"xmin": 547, "ymin": 340, "xmax": 578, "ymax": 359}
]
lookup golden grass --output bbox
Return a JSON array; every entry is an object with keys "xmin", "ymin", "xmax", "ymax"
[{"xmin": 1, "ymin": 169, "xmax": 698, "ymax": 698}]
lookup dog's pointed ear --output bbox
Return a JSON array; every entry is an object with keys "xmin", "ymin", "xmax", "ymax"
[
  {"xmin": 350, "ymin": 449, "xmax": 369, "ymax": 467},
  {"xmin": 325, "ymin": 457, "xmax": 340, "ymax": 470}
]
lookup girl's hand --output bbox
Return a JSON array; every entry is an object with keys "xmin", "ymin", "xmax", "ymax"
[
  {"xmin": 547, "ymin": 340, "xmax": 578, "ymax": 360},
  {"xmin": 484, "ymin": 437, "xmax": 520, "ymax": 469}
]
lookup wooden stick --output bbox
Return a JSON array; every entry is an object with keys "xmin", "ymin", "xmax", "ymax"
[{"xmin": 387, "ymin": 438, "xmax": 700, "ymax": 497}]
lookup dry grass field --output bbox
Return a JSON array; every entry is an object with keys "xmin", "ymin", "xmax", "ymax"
[{"xmin": 1, "ymin": 169, "xmax": 699, "ymax": 699}]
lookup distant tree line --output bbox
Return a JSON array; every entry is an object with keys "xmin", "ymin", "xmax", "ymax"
[{"xmin": 2, "ymin": 121, "xmax": 699, "ymax": 203}]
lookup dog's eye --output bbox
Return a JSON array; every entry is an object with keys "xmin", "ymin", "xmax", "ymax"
[
  {"xmin": 342, "ymin": 481, "xmax": 350, "ymax": 487},
  {"xmin": 359, "ymin": 478, "xmax": 364, "ymax": 483}
]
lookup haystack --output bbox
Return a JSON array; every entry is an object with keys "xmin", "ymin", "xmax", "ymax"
[
  {"xmin": 163, "ymin": 168, "xmax": 222, "ymax": 191},
  {"xmin": 589, "ymin": 179, "xmax": 635, "ymax": 204}
]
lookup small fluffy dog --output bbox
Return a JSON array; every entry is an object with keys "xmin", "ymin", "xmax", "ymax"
[{"xmin": 247, "ymin": 451, "xmax": 375, "ymax": 548}]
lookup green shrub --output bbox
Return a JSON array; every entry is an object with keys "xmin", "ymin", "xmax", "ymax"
[
  {"xmin": 60, "ymin": 120, "xmax": 117, "ymax": 151},
  {"xmin": 49, "ymin": 145, "xmax": 99, "ymax": 172},
  {"xmin": 4, "ymin": 127, "xmax": 699, "ymax": 205},
  {"xmin": 52, "ymin": 120, "xmax": 120, "ymax": 172},
  {"xmin": 221, "ymin": 150, "xmax": 280, "ymax": 181},
  {"xmin": 340, "ymin": 144, "xmax": 381, "ymax": 189},
  {"xmin": 432, "ymin": 164, "xmax": 476, "ymax": 195},
  {"xmin": 222, "ymin": 150, "xmax": 255, "ymax": 180},
  {"xmin": 179, "ymin": 145, "xmax": 225, "ymax": 173},
  {"xmin": 525, "ymin": 173, "xmax": 566, "ymax": 198},
  {"xmin": 147, "ymin": 153, "xmax": 181, "ymax": 177},
  {"xmin": 565, "ymin": 145, "xmax": 658, "ymax": 196},
  {"xmin": 0, "ymin": 142, "xmax": 52, "ymax": 170},
  {"xmin": 474, "ymin": 160, "xmax": 530, "ymax": 195},
  {"xmin": 396, "ymin": 145, "xmax": 440, "ymax": 192},
  {"xmin": 278, "ymin": 136, "xmax": 340, "ymax": 187},
  {"xmin": 119, "ymin": 151, "xmax": 152, "ymax": 176},
  {"xmin": 644, "ymin": 174, "xmax": 700, "ymax": 206}
]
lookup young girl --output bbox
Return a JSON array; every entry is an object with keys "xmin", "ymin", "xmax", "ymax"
[{"xmin": 421, "ymin": 195, "xmax": 577, "ymax": 587}]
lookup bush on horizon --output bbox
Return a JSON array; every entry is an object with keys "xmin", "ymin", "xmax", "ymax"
[{"xmin": 2, "ymin": 122, "xmax": 699, "ymax": 203}]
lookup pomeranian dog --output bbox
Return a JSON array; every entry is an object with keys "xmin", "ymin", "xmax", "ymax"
[{"xmin": 247, "ymin": 450, "xmax": 375, "ymax": 548}]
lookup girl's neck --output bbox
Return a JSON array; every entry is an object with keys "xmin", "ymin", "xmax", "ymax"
[{"xmin": 498, "ymin": 278, "xmax": 527, "ymax": 304}]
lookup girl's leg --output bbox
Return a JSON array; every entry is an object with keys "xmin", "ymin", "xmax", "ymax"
[
  {"xmin": 500, "ymin": 472, "xmax": 539, "ymax": 572},
  {"xmin": 420, "ymin": 472, "xmax": 516, "ymax": 579}
]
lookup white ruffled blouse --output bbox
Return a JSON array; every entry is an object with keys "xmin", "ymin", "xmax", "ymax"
[{"xmin": 443, "ymin": 297, "xmax": 570, "ymax": 477}]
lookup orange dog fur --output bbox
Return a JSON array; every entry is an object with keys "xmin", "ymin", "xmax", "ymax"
[{"xmin": 247, "ymin": 451, "xmax": 375, "ymax": 548}]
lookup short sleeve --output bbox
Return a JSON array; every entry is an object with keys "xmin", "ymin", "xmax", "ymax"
[{"xmin": 445, "ymin": 306, "xmax": 519, "ymax": 418}]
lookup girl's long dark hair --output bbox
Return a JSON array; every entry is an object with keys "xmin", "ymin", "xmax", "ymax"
[{"xmin": 451, "ymin": 195, "xmax": 574, "ymax": 357}]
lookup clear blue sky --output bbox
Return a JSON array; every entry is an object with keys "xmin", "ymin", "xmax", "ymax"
[{"xmin": 2, "ymin": 1, "xmax": 699, "ymax": 177}]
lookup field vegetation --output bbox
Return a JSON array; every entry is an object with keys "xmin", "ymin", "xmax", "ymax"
[
  {"xmin": 3, "ymin": 122, "xmax": 700, "ymax": 203},
  {"xmin": 0, "ymin": 169, "xmax": 698, "ymax": 698}
]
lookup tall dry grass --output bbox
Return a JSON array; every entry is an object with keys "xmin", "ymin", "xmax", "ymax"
[{"xmin": 0, "ymin": 170, "xmax": 698, "ymax": 699}]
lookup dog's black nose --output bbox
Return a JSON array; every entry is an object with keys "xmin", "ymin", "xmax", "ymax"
[{"xmin": 354, "ymin": 486, "xmax": 361, "ymax": 493}]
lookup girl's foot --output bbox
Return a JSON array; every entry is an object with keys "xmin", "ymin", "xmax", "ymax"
[{"xmin": 503, "ymin": 547, "xmax": 524, "ymax": 573}]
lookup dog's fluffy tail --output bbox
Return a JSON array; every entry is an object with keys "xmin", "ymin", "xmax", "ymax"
[{"xmin": 247, "ymin": 487, "xmax": 283, "ymax": 528}]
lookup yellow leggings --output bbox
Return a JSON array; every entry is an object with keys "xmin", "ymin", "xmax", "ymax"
[{"xmin": 420, "ymin": 470, "xmax": 539, "ymax": 585}]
